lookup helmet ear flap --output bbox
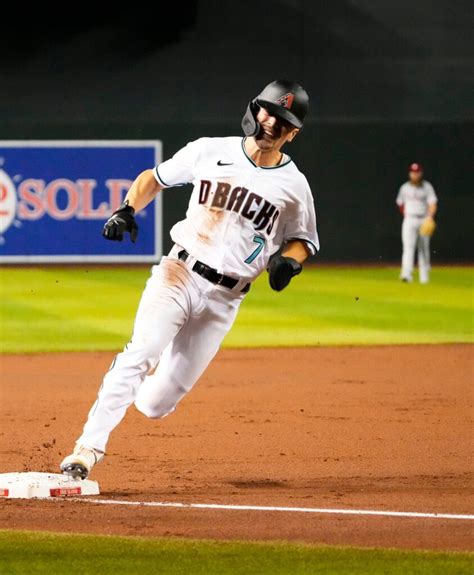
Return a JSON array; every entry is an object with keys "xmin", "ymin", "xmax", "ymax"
[{"xmin": 241, "ymin": 99, "xmax": 261, "ymax": 137}]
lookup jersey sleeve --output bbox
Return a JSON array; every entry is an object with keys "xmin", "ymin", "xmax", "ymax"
[
  {"xmin": 283, "ymin": 180, "xmax": 320, "ymax": 255},
  {"xmin": 426, "ymin": 182, "xmax": 438, "ymax": 204},
  {"xmin": 396, "ymin": 185, "xmax": 405, "ymax": 205},
  {"xmin": 153, "ymin": 138, "xmax": 205, "ymax": 188}
]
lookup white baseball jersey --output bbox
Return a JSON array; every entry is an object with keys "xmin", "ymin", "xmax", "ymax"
[
  {"xmin": 396, "ymin": 180, "xmax": 438, "ymax": 217},
  {"xmin": 72, "ymin": 136, "xmax": 320, "ymax": 457},
  {"xmin": 153, "ymin": 136, "xmax": 319, "ymax": 281}
]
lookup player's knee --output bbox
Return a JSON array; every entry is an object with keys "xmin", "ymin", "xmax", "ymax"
[
  {"xmin": 135, "ymin": 375, "xmax": 190, "ymax": 419},
  {"xmin": 134, "ymin": 395, "xmax": 177, "ymax": 419},
  {"xmin": 135, "ymin": 399, "xmax": 174, "ymax": 419}
]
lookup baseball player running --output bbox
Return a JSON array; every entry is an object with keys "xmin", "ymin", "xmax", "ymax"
[
  {"xmin": 396, "ymin": 163, "xmax": 438, "ymax": 284},
  {"xmin": 60, "ymin": 80, "xmax": 319, "ymax": 479}
]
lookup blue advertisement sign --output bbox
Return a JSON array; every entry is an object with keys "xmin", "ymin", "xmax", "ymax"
[{"xmin": 0, "ymin": 141, "xmax": 162, "ymax": 262}]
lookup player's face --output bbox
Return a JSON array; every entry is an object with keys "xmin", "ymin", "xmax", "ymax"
[
  {"xmin": 255, "ymin": 107, "xmax": 299, "ymax": 151},
  {"xmin": 409, "ymin": 171, "xmax": 423, "ymax": 184}
]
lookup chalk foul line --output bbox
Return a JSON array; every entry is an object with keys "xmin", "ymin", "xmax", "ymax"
[{"xmin": 65, "ymin": 498, "xmax": 474, "ymax": 521}]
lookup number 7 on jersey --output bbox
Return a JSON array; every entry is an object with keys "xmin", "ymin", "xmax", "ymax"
[{"xmin": 244, "ymin": 235, "xmax": 265, "ymax": 264}]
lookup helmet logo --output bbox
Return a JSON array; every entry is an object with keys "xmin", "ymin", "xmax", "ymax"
[{"xmin": 276, "ymin": 92, "xmax": 295, "ymax": 109}]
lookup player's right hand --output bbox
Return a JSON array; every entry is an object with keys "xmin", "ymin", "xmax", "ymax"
[{"xmin": 102, "ymin": 201, "xmax": 138, "ymax": 242}]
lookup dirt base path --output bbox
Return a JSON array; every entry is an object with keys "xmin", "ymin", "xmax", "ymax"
[{"xmin": 1, "ymin": 345, "xmax": 472, "ymax": 550}]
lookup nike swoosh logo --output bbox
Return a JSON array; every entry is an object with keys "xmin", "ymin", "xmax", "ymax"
[{"xmin": 217, "ymin": 160, "xmax": 233, "ymax": 166}]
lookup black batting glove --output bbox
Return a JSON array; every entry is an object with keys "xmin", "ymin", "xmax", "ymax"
[
  {"xmin": 268, "ymin": 255, "xmax": 302, "ymax": 291},
  {"xmin": 102, "ymin": 201, "xmax": 138, "ymax": 243}
]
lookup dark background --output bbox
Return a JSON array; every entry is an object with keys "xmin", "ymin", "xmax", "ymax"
[{"xmin": 1, "ymin": 1, "xmax": 473, "ymax": 262}]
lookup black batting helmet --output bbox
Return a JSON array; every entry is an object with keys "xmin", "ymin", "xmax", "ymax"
[{"xmin": 242, "ymin": 80, "xmax": 309, "ymax": 137}]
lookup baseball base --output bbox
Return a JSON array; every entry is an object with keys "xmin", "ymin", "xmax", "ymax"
[{"xmin": 0, "ymin": 472, "xmax": 100, "ymax": 499}]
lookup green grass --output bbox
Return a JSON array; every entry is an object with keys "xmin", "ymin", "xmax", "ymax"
[
  {"xmin": 0, "ymin": 266, "xmax": 472, "ymax": 353},
  {"xmin": 0, "ymin": 530, "xmax": 472, "ymax": 575}
]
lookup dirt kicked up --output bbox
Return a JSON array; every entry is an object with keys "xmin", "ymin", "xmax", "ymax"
[{"xmin": 0, "ymin": 344, "xmax": 472, "ymax": 551}]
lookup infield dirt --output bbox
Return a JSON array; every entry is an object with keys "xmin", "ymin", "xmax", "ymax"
[{"xmin": 0, "ymin": 345, "xmax": 472, "ymax": 550}]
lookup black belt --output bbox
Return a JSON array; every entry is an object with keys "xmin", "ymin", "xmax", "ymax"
[{"xmin": 177, "ymin": 249, "xmax": 250, "ymax": 294}]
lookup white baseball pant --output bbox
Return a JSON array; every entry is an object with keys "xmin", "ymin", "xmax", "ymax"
[
  {"xmin": 401, "ymin": 216, "xmax": 431, "ymax": 283},
  {"xmin": 77, "ymin": 245, "xmax": 246, "ymax": 452}
]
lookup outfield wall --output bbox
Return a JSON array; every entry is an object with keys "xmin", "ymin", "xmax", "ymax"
[
  {"xmin": 0, "ymin": 122, "xmax": 471, "ymax": 263},
  {"xmin": 1, "ymin": 1, "xmax": 472, "ymax": 262}
]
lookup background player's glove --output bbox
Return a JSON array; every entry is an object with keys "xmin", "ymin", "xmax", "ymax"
[
  {"xmin": 419, "ymin": 216, "xmax": 436, "ymax": 237},
  {"xmin": 102, "ymin": 201, "xmax": 138, "ymax": 242},
  {"xmin": 268, "ymin": 255, "xmax": 302, "ymax": 291}
]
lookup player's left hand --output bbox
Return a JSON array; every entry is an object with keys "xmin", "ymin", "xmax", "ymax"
[
  {"xmin": 103, "ymin": 201, "xmax": 138, "ymax": 242},
  {"xmin": 419, "ymin": 216, "xmax": 436, "ymax": 237},
  {"xmin": 268, "ymin": 255, "xmax": 302, "ymax": 291}
]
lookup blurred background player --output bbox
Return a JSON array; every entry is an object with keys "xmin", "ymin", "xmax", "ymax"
[{"xmin": 396, "ymin": 163, "xmax": 438, "ymax": 283}]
